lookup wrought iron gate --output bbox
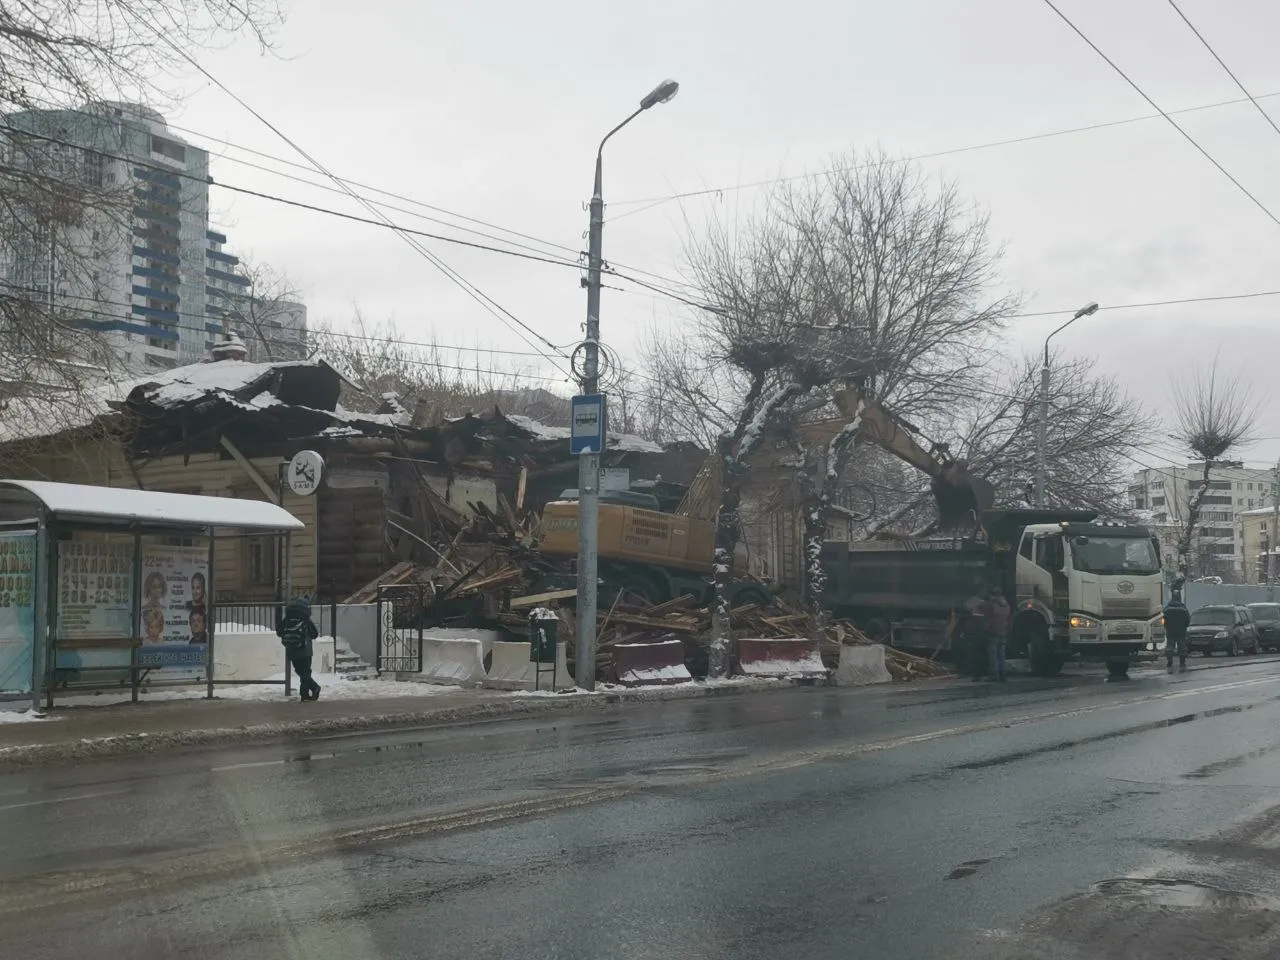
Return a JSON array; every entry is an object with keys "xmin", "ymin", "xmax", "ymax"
[{"xmin": 375, "ymin": 583, "xmax": 423, "ymax": 673}]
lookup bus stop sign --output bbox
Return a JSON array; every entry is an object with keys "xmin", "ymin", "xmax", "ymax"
[{"xmin": 570, "ymin": 394, "xmax": 606, "ymax": 455}]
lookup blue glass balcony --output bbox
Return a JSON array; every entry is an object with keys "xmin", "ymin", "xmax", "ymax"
[
  {"xmin": 206, "ymin": 248, "xmax": 239, "ymax": 265},
  {"xmin": 132, "ymin": 245, "xmax": 180, "ymax": 267},
  {"xmin": 74, "ymin": 318, "xmax": 179, "ymax": 340},
  {"xmin": 133, "ymin": 265, "xmax": 179, "ymax": 284},
  {"xmin": 131, "ymin": 304, "xmax": 179, "ymax": 322},
  {"xmin": 205, "ymin": 267, "xmax": 249, "ymax": 286},
  {"xmin": 131, "ymin": 285, "xmax": 179, "ymax": 304}
]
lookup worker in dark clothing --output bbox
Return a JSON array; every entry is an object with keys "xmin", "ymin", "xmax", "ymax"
[
  {"xmin": 961, "ymin": 587, "xmax": 988, "ymax": 681},
  {"xmin": 983, "ymin": 586, "xmax": 1012, "ymax": 683},
  {"xmin": 277, "ymin": 597, "xmax": 321, "ymax": 702},
  {"xmin": 1163, "ymin": 594, "xmax": 1192, "ymax": 674}
]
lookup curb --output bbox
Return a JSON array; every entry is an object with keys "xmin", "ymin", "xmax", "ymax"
[{"xmin": 0, "ymin": 678, "xmax": 792, "ymax": 770}]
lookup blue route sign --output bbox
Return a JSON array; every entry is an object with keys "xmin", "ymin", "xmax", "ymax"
[{"xmin": 570, "ymin": 394, "xmax": 607, "ymax": 455}]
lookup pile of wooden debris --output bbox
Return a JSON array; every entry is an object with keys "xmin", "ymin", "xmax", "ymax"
[{"xmin": 344, "ymin": 538, "xmax": 949, "ymax": 683}]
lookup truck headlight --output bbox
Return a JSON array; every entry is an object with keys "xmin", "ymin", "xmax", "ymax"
[
  {"xmin": 1070, "ymin": 615, "xmax": 1099, "ymax": 629},
  {"xmin": 1215, "ymin": 631, "xmax": 1229, "ymax": 639}
]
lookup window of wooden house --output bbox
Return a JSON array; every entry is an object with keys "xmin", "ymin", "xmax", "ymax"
[{"xmin": 245, "ymin": 536, "xmax": 278, "ymax": 586}]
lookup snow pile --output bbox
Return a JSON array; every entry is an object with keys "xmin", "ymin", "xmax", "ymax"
[
  {"xmin": 619, "ymin": 665, "xmax": 692, "ymax": 685},
  {"xmin": 143, "ymin": 673, "xmax": 463, "ymax": 702},
  {"xmin": 213, "ymin": 621, "xmax": 277, "ymax": 635}
]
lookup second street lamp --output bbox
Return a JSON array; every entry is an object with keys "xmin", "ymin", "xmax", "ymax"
[
  {"xmin": 575, "ymin": 79, "xmax": 679, "ymax": 691},
  {"xmin": 1035, "ymin": 300, "xmax": 1100, "ymax": 507}
]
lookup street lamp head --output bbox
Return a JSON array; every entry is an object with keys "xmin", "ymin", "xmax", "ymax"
[
  {"xmin": 1074, "ymin": 301, "xmax": 1100, "ymax": 320},
  {"xmin": 640, "ymin": 79, "xmax": 680, "ymax": 110}
]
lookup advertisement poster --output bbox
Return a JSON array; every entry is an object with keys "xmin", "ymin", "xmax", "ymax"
[
  {"xmin": 0, "ymin": 532, "xmax": 37, "ymax": 694},
  {"xmin": 138, "ymin": 543, "xmax": 210, "ymax": 671},
  {"xmin": 57, "ymin": 540, "xmax": 134, "ymax": 639},
  {"xmin": 56, "ymin": 540, "xmax": 134, "ymax": 670}
]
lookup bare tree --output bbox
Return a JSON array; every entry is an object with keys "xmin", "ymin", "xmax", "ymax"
[
  {"xmin": 312, "ymin": 314, "xmax": 568, "ymax": 425},
  {"xmin": 0, "ymin": 2, "xmax": 283, "ymax": 450},
  {"xmin": 210, "ymin": 257, "xmax": 306, "ymax": 362},
  {"xmin": 653, "ymin": 149, "xmax": 1019, "ymax": 659},
  {"xmin": 1170, "ymin": 358, "xmax": 1259, "ymax": 582}
]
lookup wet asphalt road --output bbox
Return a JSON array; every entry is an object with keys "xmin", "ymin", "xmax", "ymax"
[{"xmin": 7, "ymin": 659, "xmax": 1280, "ymax": 958}]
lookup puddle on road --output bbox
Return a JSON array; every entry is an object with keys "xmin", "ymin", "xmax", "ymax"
[{"xmin": 1092, "ymin": 877, "xmax": 1273, "ymax": 910}]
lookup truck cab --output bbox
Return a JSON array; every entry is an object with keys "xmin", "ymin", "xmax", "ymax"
[{"xmin": 1013, "ymin": 521, "xmax": 1164, "ymax": 677}]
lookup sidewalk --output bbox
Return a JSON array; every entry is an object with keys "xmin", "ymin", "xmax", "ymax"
[{"xmin": 0, "ymin": 675, "xmax": 791, "ymax": 768}]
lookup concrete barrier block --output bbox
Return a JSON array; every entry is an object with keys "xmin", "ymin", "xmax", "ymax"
[
  {"xmin": 834, "ymin": 643, "xmax": 892, "ymax": 686},
  {"xmin": 483, "ymin": 640, "xmax": 572, "ymax": 691},
  {"xmin": 612, "ymin": 638, "xmax": 692, "ymax": 686},
  {"xmin": 735, "ymin": 637, "xmax": 828, "ymax": 679}
]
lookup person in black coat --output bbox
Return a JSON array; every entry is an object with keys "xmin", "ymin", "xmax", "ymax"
[
  {"xmin": 277, "ymin": 597, "xmax": 321, "ymax": 701},
  {"xmin": 1163, "ymin": 594, "xmax": 1192, "ymax": 674}
]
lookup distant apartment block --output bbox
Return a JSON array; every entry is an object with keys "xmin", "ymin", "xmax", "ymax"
[{"xmin": 1130, "ymin": 461, "xmax": 1273, "ymax": 580}]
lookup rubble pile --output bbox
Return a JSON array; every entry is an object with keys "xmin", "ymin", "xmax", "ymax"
[{"xmin": 341, "ymin": 490, "xmax": 949, "ymax": 683}]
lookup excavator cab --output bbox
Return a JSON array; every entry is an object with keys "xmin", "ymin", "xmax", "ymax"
[{"xmin": 833, "ymin": 388, "xmax": 994, "ymax": 533}]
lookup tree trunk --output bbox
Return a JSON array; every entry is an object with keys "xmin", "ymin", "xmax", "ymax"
[
  {"xmin": 707, "ymin": 436, "xmax": 742, "ymax": 679},
  {"xmin": 1176, "ymin": 459, "xmax": 1214, "ymax": 584}
]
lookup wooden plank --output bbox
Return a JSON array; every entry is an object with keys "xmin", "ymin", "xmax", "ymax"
[
  {"xmin": 516, "ymin": 466, "xmax": 528, "ymax": 511},
  {"xmin": 645, "ymin": 593, "xmax": 698, "ymax": 616},
  {"xmin": 508, "ymin": 588, "xmax": 577, "ymax": 608}
]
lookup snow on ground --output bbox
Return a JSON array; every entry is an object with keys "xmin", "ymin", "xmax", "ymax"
[
  {"xmin": 47, "ymin": 674, "xmax": 468, "ymax": 707},
  {"xmin": 0, "ymin": 708, "xmax": 60, "ymax": 723}
]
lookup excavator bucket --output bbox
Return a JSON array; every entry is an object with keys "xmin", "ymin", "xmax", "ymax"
[{"xmin": 932, "ymin": 462, "xmax": 994, "ymax": 532}]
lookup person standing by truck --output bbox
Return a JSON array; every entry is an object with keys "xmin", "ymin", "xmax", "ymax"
[
  {"xmin": 983, "ymin": 585, "xmax": 1011, "ymax": 683},
  {"xmin": 1163, "ymin": 593, "xmax": 1191, "ymax": 673}
]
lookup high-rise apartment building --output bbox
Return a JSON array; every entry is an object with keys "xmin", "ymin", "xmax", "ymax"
[{"xmin": 1, "ymin": 102, "xmax": 306, "ymax": 372}]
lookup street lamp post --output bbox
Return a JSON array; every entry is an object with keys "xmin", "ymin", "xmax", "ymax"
[
  {"xmin": 576, "ymin": 79, "xmax": 679, "ymax": 691},
  {"xmin": 1035, "ymin": 301, "xmax": 1099, "ymax": 507}
]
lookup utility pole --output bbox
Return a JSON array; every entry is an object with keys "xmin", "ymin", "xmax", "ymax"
[
  {"xmin": 1036, "ymin": 301, "xmax": 1099, "ymax": 507},
  {"xmin": 1269, "ymin": 460, "xmax": 1279, "ymax": 599},
  {"xmin": 574, "ymin": 80, "xmax": 679, "ymax": 691}
]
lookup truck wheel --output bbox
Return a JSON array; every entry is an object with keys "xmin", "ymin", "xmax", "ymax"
[
  {"xmin": 1105, "ymin": 658, "xmax": 1130, "ymax": 680},
  {"xmin": 1028, "ymin": 624, "xmax": 1063, "ymax": 677}
]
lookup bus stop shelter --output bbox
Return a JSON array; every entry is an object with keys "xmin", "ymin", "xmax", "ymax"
[{"xmin": 0, "ymin": 480, "xmax": 304, "ymax": 710}]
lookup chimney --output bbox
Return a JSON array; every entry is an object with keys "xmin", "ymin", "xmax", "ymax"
[{"xmin": 209, "ymin": 333, "xmax": 248, "ymax": 363}]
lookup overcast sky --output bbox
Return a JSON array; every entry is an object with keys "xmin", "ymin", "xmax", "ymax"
[{"xmin": 165, "ymin": 0, "xmax": 1280, "ymax": 472}]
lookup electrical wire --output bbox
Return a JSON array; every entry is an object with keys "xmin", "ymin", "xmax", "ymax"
[
  {"xmin": 608, "ymin": 90, "xmax": 1280, "ymax": 216},
  {"xmin": 1165, "ymin": 0, "xmax": 1280, "ymax": 145},
  {"xmin": 1038, "ymin": 0, "xmax": 1280, "ymax": 231}
]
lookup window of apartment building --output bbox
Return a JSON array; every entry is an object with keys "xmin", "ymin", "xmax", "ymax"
[
  {"xmin": 151, "ymin": 136, "xmax": 186, "ymax": 164},
  {"xmin": 1249, "ymin": 483, "xmax": 1255, "ymax": 491},
  {"xmin": 1207, "ymin": 480, "xmax": 1233, "ymax": 490},
  {"xmin": 1152, "ymin": 479, "xmax": 1164, "ymax": 489},
  {"xmin": 1152, "ymin": 496, "xmax": 1165, "ymax": 506}
]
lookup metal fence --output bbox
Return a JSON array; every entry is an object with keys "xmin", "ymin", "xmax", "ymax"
[
  {"xmin": 1184, "ymin": 583, "xmax": 1278, "ymax": 610},
  {"xmin": 375, "ymin": 584, "xmax": 429, "ymax": 673},
  {"xmin": 214, "ymin": 598, "xmax": 340, "ymax": 634}
]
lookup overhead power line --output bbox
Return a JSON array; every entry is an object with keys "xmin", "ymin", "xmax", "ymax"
[
  {"xmin": 1038, "ymin": 0, "xmax": 1280, "ymax": 231},
  {"xmin": 608, "ymin": 89, "xmax": 1280, "ymax": 217},
  {"xmin": 1166, "ymin": 0, "xmax": 1280, "ymax": 144},
  {"xmin": 115, "ymin": 15, "xmax": 574, "ymax": 373}
]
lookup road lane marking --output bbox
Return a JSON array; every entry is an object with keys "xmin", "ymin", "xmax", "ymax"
[{"xmin": 0, "ymin": 788, "xmax": 127, "ymax": 813}]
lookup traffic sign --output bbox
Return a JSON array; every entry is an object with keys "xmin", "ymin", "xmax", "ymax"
[{"xmin": 570, "ymin": 394, "xmax": 606, "ymax": 455}]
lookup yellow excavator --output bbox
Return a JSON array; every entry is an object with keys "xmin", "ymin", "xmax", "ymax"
[{"xmin": 536, "ymin": 388, "xmax": 992, "ymax": 603}]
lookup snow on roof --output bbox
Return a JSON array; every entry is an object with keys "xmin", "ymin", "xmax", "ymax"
[
  {"xmin": 504, "ymin": 414, "xmax": 662, "ymax": 454},
  {"xmin": 0, "ymin": 481, "xmax": 304, "ymax": 531},
  {"xmin": 138, "ymin": 359, "xmax": 314, "ymax": 407}
]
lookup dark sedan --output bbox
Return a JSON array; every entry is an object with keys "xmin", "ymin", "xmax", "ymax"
[
  {"xmin": 1247, "ymin": 603, "xmax": 1280, "ymax": 652},
  {"xmin": 1187, "ymin": 605, "xmax": 1260, "ymax": 657}
]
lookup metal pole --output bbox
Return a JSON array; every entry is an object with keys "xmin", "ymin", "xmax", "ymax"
[
  {"xmin": 575, "ymin": 153, "xmax": 605, "ymax": 692},
  {"xmin": 31, "ymin": 518, "xmax": 49, "ymax": 714},
  {"xmin": 1035, "ymin": 360, "xmax": 1050, "ymax": 508},
  {"xmin": 205, "ymin": 530, "xmax": 215, "ymax": 699},
  {"xmin": 1269, "ymin": 460, "xmax": 1278, "ymax": 598}
]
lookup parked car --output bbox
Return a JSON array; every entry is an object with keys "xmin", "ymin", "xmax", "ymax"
[
  {"xmin": 1247, "ymin": 603, "xmax": 1280, "ymax": 652},
  {"xmin": 1187, "ymin": 604, "xmax": 1260, "ymax": 657}
]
